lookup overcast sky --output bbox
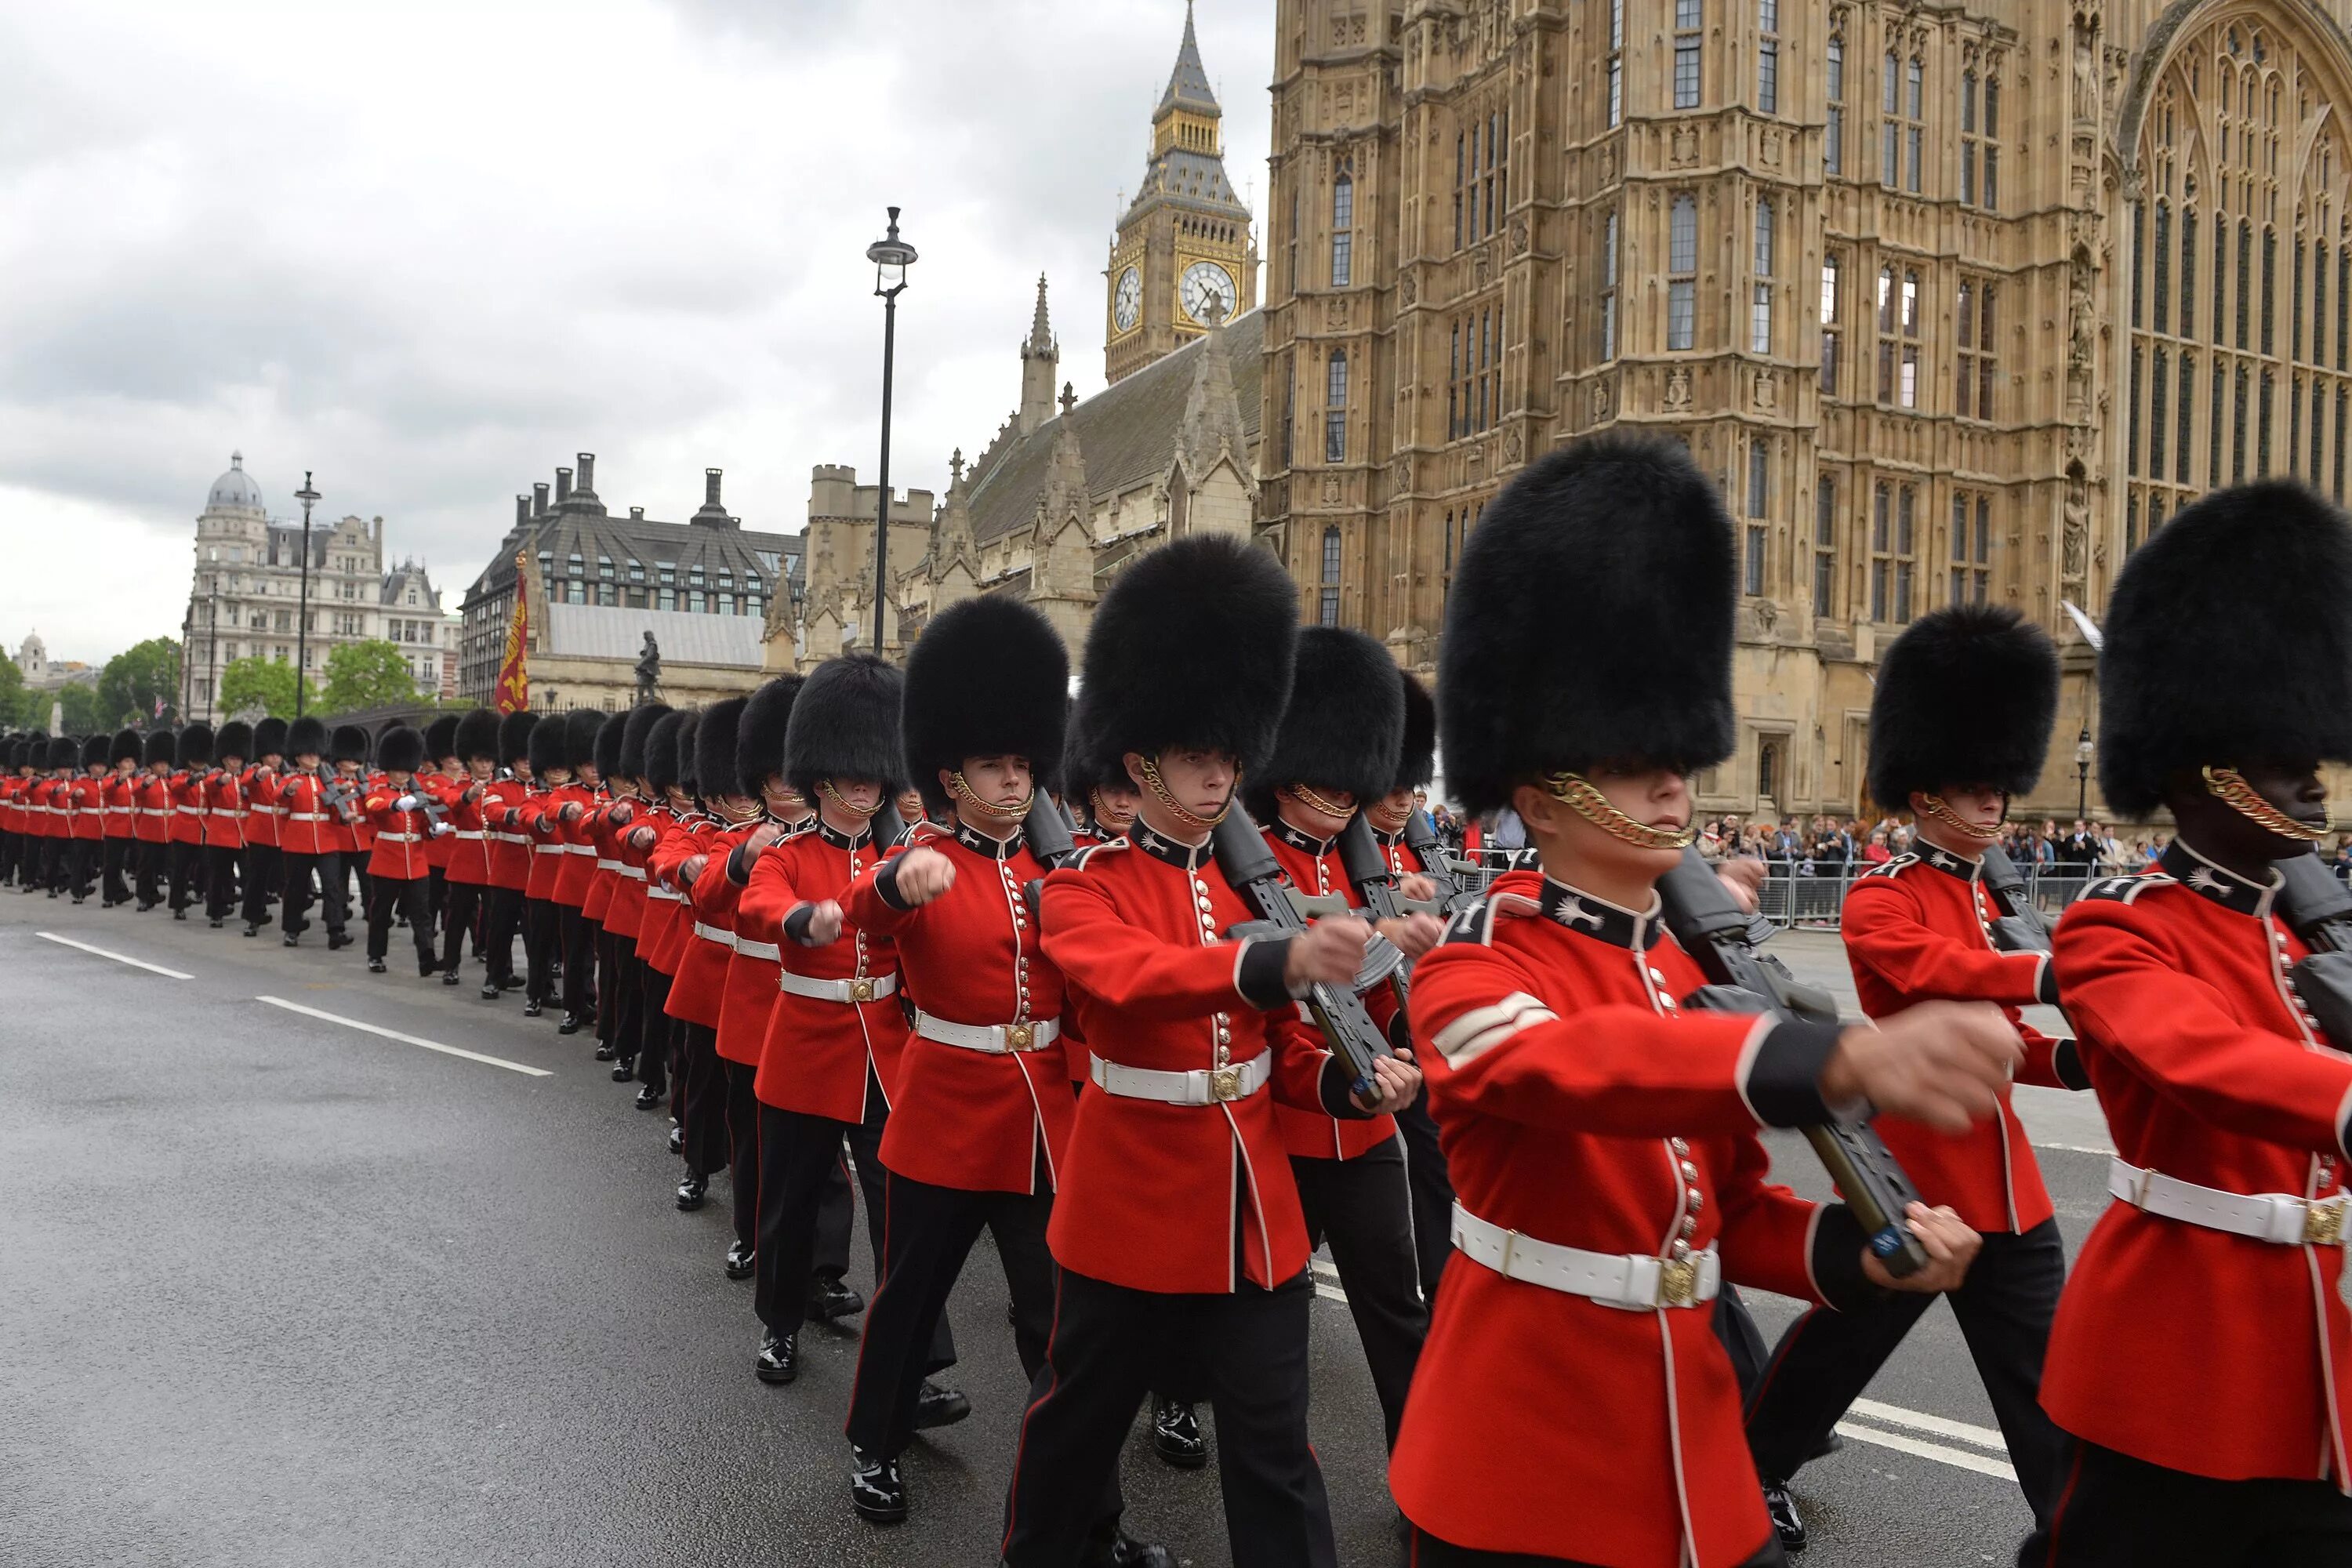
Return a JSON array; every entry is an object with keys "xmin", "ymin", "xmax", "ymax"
[{"xmin": 0, "ymin": 0, "xmax": 1272, "ymax": 666}]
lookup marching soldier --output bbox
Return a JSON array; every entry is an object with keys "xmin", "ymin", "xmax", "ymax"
[
  {"xmin": 550, "ymin": 708, "xmax": 606, "ymax": 1033},
  {"xmin": 584, "ymin": 711, "xmax": 638, "ymax": 1062},
  {"xmin": 133, "ymin": 729, "xmax": 173, "ymax": 911},
  {"xmin": 0, "ymin": 736, "xmax": 24, "ymax": 889},
  {"xmin": 2019, "ymin": 481, "xmax": 2352, "ymax": 1564},
  {"xmin": 1745, "ymin": 604, "xmax": 2082, "ymax": 1548},
  {"xmin": 437, "ymin": 709, "xmax": 502, "ymax": 985},
  {"xmin": 67, "ymin": 733, "xmax": 107, "ymax": 903},
  {"xmin": 204, "ymin": 722, "xmax": 252, "ymax": 927},
  {"xmin": 166, "ymin": 725, "xmax": 212, "ymax": 918},
  {"xmin": 519, "ymin": 714, "xmax": 571, "ymax": 1016},
  {"xmin": 1393, "ymin": 433, "xmax": 2011, "ymax": 1567},
  {"xmin": 630, "ymin": 709, "xmax": 691, "ymax": 1108},
  {"xmin": 480, "ymin": 711, "xmax": 537, "ymax": 997},
  {"xmin": 240, "ymin": 717, "xmax": 288, "ymax": 938},
  {"xmin": 419, "ymin": 714, "xmax": 459, "ymax": 939},
  {"xmin": 1003, "ymin": 535, "xmax": 1421, "ymax": 1568},
  {"xmin": 661, "ymin": 702, "xmax": 747, "ymax": 1210},
  {"xmin": 601, "ymin": 703, "xmax": 671, "ymax": 1081},
  {"xmin": 359, "ymin": 724, "xmax": 441, "ymax": 976},
  {"xmin": 326, "ymin": 724, "xmax": 372, "ymax": 933},
  {"xmin": 277, "ymin": 717, "xmax": 345, "ymax": 949}
]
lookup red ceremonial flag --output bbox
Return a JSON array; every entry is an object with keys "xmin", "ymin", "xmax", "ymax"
[{"xmin": 495, "ymin": 551, "xmax": 531, "ymax": 713}]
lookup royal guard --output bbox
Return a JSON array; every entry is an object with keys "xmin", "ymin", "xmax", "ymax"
[
  {"xmin": 0, "ymin": 737, "xmax": 23, "ymax": 889},
  {"xmin": 628, "ymin": 709, "xmax": 693, "ymax": 1109},
  {"xmin": 472, "ymin": 711, "xmax": 534, "ymax": 996},
  {"xmin": 202, "ymin": 721, "xmax": 251, "ymax": 927},
  {"xmin": 1392, "ymin": 432, "xmax": 2011, "ymax": 1568},
  {"xmin": 436, "ymin": 709, "xmax": 502, "ymax": 985},
  {"xmin": 584, "ymin": 710, "xmax": 641, "ymax": 1064},
  {"xmin": 165, "ymin": 724, "xmax": 212, "ymax": 916},
  {"xmin": 1743, "ymin": 604, "xmax": 2079, "ymax": 1548},
  {"xmin": 2011, "ymin": 482, "xmax": 2352, "ymax": 1563},
  {"xmin": 276, "ymin": 717, "xmax": 343, "ymax": 948},
  {"xmin": 518, "ymin": 714, "xmax": 572, "ymax": 1016},
  {"xmin": 655, "ymin": 701, "xmax": 748, "ymax": 1211},
  {"xmin": 419, "ymin": 713, "xmax": 460, "ymax": 938},
  {"xmin": 1002, "ymin": 535, "xmax": 1421, "ymax": 1568},
  {"xmin": 359, "ymin": 724, "xmax": 441, "ymax": 976},
  {"xmin": 67, "ymin": 733, "xmax": 107, "ymax": 903},
  {"xmin": 32, "ymin": 734, "xmax": 69, "ymax": 895},
  {"xmin": 239, "ymin": 717, "xmax": 287, "ymax": 937},
  {"xmin": 732, "ymin": 655, "xmax": 949, "ymax": 1387},
  {"xmin": 132, "ymin": 729, "xmax": 173, "ymax": 910},
  {"xmin": 325, "ymin": 724, "xmax": 372, "ymax": 930},
  {"xmin": 550, "ymin": 708, "xmax": 606, "ymax": 1033},
  {"xmin": 601, "ymin": 703, "xmax": 671, "ymax": 1082}
]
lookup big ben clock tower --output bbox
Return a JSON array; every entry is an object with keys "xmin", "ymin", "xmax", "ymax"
[{"xmin": 1105, "ymin": 2, "xmax": 1258, "ymax": 386}]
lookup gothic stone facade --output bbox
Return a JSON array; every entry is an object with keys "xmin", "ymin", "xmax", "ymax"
[{"xmin": 1258, "ymin": 0, "xmax": 2352, "ymax": 823}]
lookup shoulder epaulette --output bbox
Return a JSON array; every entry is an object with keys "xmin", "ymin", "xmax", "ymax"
[
  {"xmin": 1440, "ymin": 889, "xmax": 1544, "ymax": 946},
  {"xmin": 1860, "ymin": 853, "xmax": 1920, "ymax": 881},
  {"xmin": 2080, "ymin": 871, "xmax": 2175, "ymax": 905}
]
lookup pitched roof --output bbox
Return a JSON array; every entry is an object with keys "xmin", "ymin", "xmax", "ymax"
[
  {"xmin": 965, "ymin": 309, "xmax": 1262, "ymax": 548},
  {"xmin": 1157, "ymin": 2, "xmax": 1219, "ymax": 117},
  {"xmin": 461, "ymin": 510, "xmax": 803, "ymax": 609}
]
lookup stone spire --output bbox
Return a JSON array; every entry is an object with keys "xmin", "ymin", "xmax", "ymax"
[
  {"xmin": 1158, "ymin": 1, "xmax": 1218, "ymax": 116},
  {"xmin": 1177, "ymin": 306, "xmax": 1247, "ymax": 481},
  {"xmin": 1018, "ymin": 273, "xmax": 1061, "ymax": 437}
]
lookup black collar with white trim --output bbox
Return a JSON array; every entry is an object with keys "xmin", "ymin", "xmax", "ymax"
[
  {"xmin": 1132, "ymin": 825, "xmax": 1211, "ymax": 871},
  {"xmin": 815, "ymin": 820, "xmax": 873, "ymax": 851},
  {"xmin": 2161, "ymin": 839, "xmax": 2279, "ymax": 918},
  {"xmin": 953, "ymin": 821, "xmax": 1025, "ymax": 860},
  {"xmin": 1269, "ymin": 818, "xmax": 1334, "ymax": 856},
  {"xmin": 1913, "ymin": 840, "xmax": 1982, "ymax": 883},
  {"xmin": 1538, "ymin": 877, "xmax": 1664, "ymax": 951}
]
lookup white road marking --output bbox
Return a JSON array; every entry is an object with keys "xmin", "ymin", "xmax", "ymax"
[
  {"xmin": 37, "ymin": 931, "xmax": 192, "ymax": 979},
  {"xmin": 256, "ymin": 996, "xmax": 552, "ymax": 1077},
  {"xmin": 1833, "ymin": 1419, "xmax": 2019, "ymax": 1481},
  {"xmin": 1848, "ymin": 1398, "xmax": 2009, "ymax": 1452}
]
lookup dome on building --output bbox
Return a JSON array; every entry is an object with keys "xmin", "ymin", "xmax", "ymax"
[{"xmin": 206, "ymin": 451, "xmax": 267, "ymax": 513}]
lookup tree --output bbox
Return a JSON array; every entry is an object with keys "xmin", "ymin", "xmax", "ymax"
[
  {"xmin": 55, "ymin": 682, "xmax": 103, "ymax": 735},
  {"xmin": 320, "ymin": 640, "xmax": 418, "ymax": 714},
  {"xmin": 0, "ymin": 655, "xmax": 29, "ymax": 729},
  {"xmin": 97, "ymin": 638, "xmax": 180, "ymax": 728},
  {"xmin": 218, "ymin": 656, "xmax": 312, "ymax": 719}
]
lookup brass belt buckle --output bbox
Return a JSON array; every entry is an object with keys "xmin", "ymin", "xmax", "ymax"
[
  {"xmin": 1657, "ymin": 1256, "xmax": 1700, "ymax": 1308},
  {"xmin": 2307, "ymin": 1199, "xmax": 2347, "ymax": 1246},
  {"xmin": 1004, "ymin": 1022, "xmax": 1034, "ymax": 1051},
  {"xmin": 1210, "ymin": 1065, "xmax": 1243, "ymax": 1102},
  {"xmin": 848, "ymin": 977, "xmax": 876, "ymax": 1004}
]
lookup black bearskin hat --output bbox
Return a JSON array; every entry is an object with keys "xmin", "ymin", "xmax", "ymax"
[
  {"xmin": 215, "ymin": 720, "xmax": 253, "ymax": 764},
  {"xmin": 1868, "ymin": 604, "xmax": 2057, "ymax": 811},
  {"xmin": 644, "ymin": 710, "xmax": 688, "ymax": 793},
  {"xmin": 453, "ymin": 708, "xmax": 499, "ymax": 764},
  {"xmin": 564, "ymin": 707, "xmax": 605, "ymax": 773},
  {"xmin": 178, "ymin": 724, "xmax": 214, "ymax": 768},
  {"xmin": 143, "ymin": 729, "xmax": 175, "ymax": 768},
  {"xmin": 48, "ymin": 736, "xmax": 78, "ymax": 770},
  {"xmin": 594, "ymin": 704, "xmax": 628, "ymax": 782},
  {"xmin": 786, "ymin": 655, "xmax": 906, "ymax": 804},
  {"xmin": 527, "ymin": 713, "xmax": 569, "ymax": 775},
  {"xmin": 619, "ymin": 703, "xmax": 673, "ymax": 783},
  {"xmin": 673, "ymin": 712, "xmax": 704, "ymax": 797},
  {"xmin": 1072, "ymin": 534, "xmax": 1298, "ymax": 787},
  {"xmin": 110, "ymin": 728, "xmax": 143, "ymax": 767},
  {"xmin": 1061, "ymin": 710, "xmax": 1133, "ymax": 808},
  {"xmin": 330, "ymin": 724, "xmax": 368, "ymax": 766},
  {"xmin": 697, "ymin": 697, "xmax": 749, "ymax": 803},
  {"xmin": 285, "ymin": 715, "xmax": 328, "ymax": 760},
  {"xmin": 1246, "ymin": 626, "xmax": 1404, "ymax": 822},
  {"xmin": 253, "ymin": 716, "xmax": 289, "ymax": 760},
  {"xmin": 2100, "ymin": 479, "xmax": 2352, "ymax": 817},
  {"xmin": 902, "ymin": 596, "xmax": 1070, "ymax": 818},
  {"xmin": 1392, "ymin": 673, "xmax": 1436, "ymax": 797},
  {"xmin": 497, "ymin": 710, "xmax": 538, "ymax": 768},
  {"xmin": 422, "ymin": 713, "xmax": 458, "ymax": 765},
  {"xmin": 377, "ymin": 724, "xmax": 426, "ymax": 775},
  {"xmin": 1438, "ymin": 431, "xmax": 1737, "ymax": 814},
  {"xmin": 735, "ymin": 677, "xmax": 803, "ymax": 798},
  {"xmin": 80, "ymin": 733, "xmax": 108, "ymax": 770}
]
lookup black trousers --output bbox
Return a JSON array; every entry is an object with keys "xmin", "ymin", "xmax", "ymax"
[
  {"xmin": 440, "ymin": 880, "xmax": 487, "ymax": 975},
  {"xmin": 676, "ymin": 1022, "xmax": 731, "ymax": 1178},
  {"xmin": 523, "ymin": 895, "xmax": 559, "ymax": 1004},
  {"xmin": 240, "ymin": 843, "xmax": 279, "ymax": 929},
  {"xmin": 1, "ymin": 827, "xmax": 17, "ymax": 885},
  {"xmin": 65, "ymin": 837, "xmax": 96, "ymax": 899},
  {"xmin": 349, "ymin": 860, "xmax": 372, "ymax": 919},
  {"xmin": 1406, "ymin": 1524, "xmax": 1787, "ymax": 1567},
  {"xmin": 723, "ymin": 1059, "xmax": 764, "ymax": 1252},
  {"xmin": 483, "ymin": 885, "xmax": 523, "ymax": 985},
  {"xmin": 1748, "ymin": 1218, "xmax": 2067, "ymax": 1524},
  {"xmin": 426, "ymin": 865, "xmax": 447, "ymax": 935},
  {"xmin": 281, "ymin": 850, "xmax": 347, "ymax": 936},
  {"xmin": 136, "ymin": 840, "xmax": 165, "ymax": 907},
  {"xmin": 2016, "ymin": 1438, "xmax": 2352, "ymax": 1566},
  {"xmin": 1396, "ymin": 1085, "xmax": 1456, "ymax": 1303},
  {"xmin": 168, "ymin": 839, "xmax": 201, "ymax": 911},
  {"xmin": 1290, "ymin": 1141, "xmax": 1427, "ymax": 1448},
  {"xmin": 750, "ymin": 1099, "xmax": 861, "ymax": 1333},
  {"xmin": 560, "ymin": 906, "xmax": 598, "ymax": 1019},
  {"xmin": 205, "ymin": 844, "xmax": 241, "ymax": 920},
  {"xmin": 637, "ymin": 969, "xmax": 674, "ymax": 1093},
  {"xmin": 368, "ymin": 875, "xmax": 434, "ymax": 967},
  {"xmin": 597, "ymin": 933, "xmax": 631, "ymax": 1052},
  {"xmin": 1003, "ymin": 1266, "xmax": 1336, "ymax": 1568},
  {"xmin": 100, "ymin": 837, "xmax": 131, "ymax": 905}
]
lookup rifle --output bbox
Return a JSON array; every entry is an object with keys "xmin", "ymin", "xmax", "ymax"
[
  {"xmin": 1337, "ymin": 811, "xmax": 1417, "ymax": 1016},
  {"xmin": 1976, "ymin": 843, "xmax": 2055, "ymax": 956},
  {"xmin": 1019, "ymin": 793, "xmax": 1080, "ymax": 926},
  {"xmin": 2270, "ymin": 851, "xmax": 2352, "ymax": 1048},
  {"xmin": 1211, "ymin": 808, "xmax": 1395, "ymax": 1098},
  {"xmin": 1654, "ymin": 846, "xmax": 1933, "ymax": 1279},
  {"xmin": 872, "ymin": 798, "xmax": 912, "ymax": 851},
  {"xmin": 1402, "ymin": 808, "xmax": 1480, "ymax": 917}
]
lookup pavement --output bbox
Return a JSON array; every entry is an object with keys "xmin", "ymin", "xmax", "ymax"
[{"xmin": 0, "ymin": 898, "xmax": 2108, "ymax": 1568}]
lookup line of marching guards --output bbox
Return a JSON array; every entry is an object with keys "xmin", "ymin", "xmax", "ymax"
[{"xmin": 11, "ymin": 434, "xmax": 2352, "ymax": 1568}]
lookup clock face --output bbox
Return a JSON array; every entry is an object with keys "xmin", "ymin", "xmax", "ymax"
[
  {"xmin": 1113, "ymin": 267, "xmax": 1142, "ymax": 333},
  {"xmin": 1181, "ymin": 260, "xmax": 1236, "ymax": 325}
]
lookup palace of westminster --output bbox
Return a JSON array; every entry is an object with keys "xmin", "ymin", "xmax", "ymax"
[{"xmin": 779, "ymin": 2, "xmax": 2352, "ymax": 820}]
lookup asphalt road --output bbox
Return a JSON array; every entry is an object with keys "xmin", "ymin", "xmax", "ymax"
[{"xmin": 0, "ymin": 901, "xmax": 2104, "ymax": 1568}]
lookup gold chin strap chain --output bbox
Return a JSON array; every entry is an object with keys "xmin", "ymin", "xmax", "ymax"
[
  {"xmin": 1137, "ymin": 756, "xmax": 1233, "ymax": 832},
  {"xmin": 1917, "ymin": 793, "xmax": 2003, "ymax": 841},
  {"xmin": 948, "ymin": 769, "xmax": 1032, "ymax": 822},
  {"xmin": 1279, "ymin": 781, "xmax": 1353, "ymax": 820},
  {"xmin": 2202, "ymin": 765, "xmax": 2328, "ymax": 842},
  {"xmin": 1542, "ymin": 771, "xmax": 1698, "ymax": 851},
  {"xmin": 1087, "ymin": 788, "xmax": 1134, "ymax": 835},
  {"xmin": 818, "ymin": 780, "xmax": 884, "ymax": 818}
]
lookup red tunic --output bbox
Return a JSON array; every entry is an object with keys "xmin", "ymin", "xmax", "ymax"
[
  {"xmin": 202, "ymin": 771, "xmax": 245, "ymax": 849},
  {"xmin": 69, "ymin": 777, "xmax": 104, "ymax": 841},
  {"xmin": 742, "ymin": 819, "xmax": 907, "ymax": 1123},
  {"xmin": 436, "ymin": 779, "xmax": 496, "ymax": 885},
  {"xmin": 710, "ymin": 825, "xmax": 793, "ymax": 1068},
  {"xmin": 168, "ymin": 771, "xmax": 206, "ymax": 845},
  {"xmin": 637, "ymin": 807, "xmax": 692, "ymax": 974},
  {"xmin": 101, "ymin": 775, "xmax": 135, "ymax": 839},
  {"xmin": 1038, "ymin": 827, "xmax": 1349, "ymax": 1294},
  {"xmin": 1394, "ymin": 869, "xmax": 1861, "ymax": 1567},
  {"xmin": 581, "ymin": 796, "xmax": 623, "ymax": 924},
  {"xmin": 2043, "ymin": 841, "xmax": 2352, "ymax": 1486},
  {"xmin": 132, "ymin": 775, "xmax": 171, "ymax": 843},
  {"xmin": 485, "ymin": 779, "xmax": 532, "ymax": 891},
  {"xmin": 275, "ymin": 774, "xmax": 336, "ymax": 856},
  {"xmin": 548, "ymin": 785, "xmax": 598, "ymax": 906},
  {"xmin": 1842, "ymin": 844, "xmax": 2086, "ymax": 1233},
  {"xmin": 1262, "ymin": 819, "xmax": 1401, "ymax": 1161},
  {"xmin": 660, "ymin": 815, "xmax": 733, "ymax": 1027},
  {"xmin": 244, "ymin": 766, "xmax": 281, "ymax": 849},
  {"xmin": 601, "ymin": 800, "xmax": 652, "ymax": 941},
  {"xmin": 521, "ymin": 789, "xmax": 566, "ymax": 901},
  {"xmin": 0, "ymin": 776, "xmax": 20, "ymax": 836},
  {"xmin": 846, "ymin": 820, "xmax": 1078, "ymax": 1195},
  {"xmin": 360, "ymin": 785, "xmax": 435, "ymax": 880}
]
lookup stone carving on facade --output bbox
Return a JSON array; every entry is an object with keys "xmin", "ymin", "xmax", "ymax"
[
  {"xmin": 1511, "ymin": 217, "xmax": 1530, "ymax": 255},
  {"xmin": 2061, "ymin": 476, "xmax": 2090, "ymax": 586},
  {"xmin": 1589, "ymin": 377, "xmax": 1612, "ymax": 423},
  {"xmin": 1664, "ymin": 365, "xmax": 1693, "ymax": 412},
  {"xmin": 1754, "ymin": 369, "xmax": 1777, "ymax": 412},
  {"xmin": 1472, "ymin": 247, "xmax": 1493, "ymax": 289},
  {"xmin": 1322, "ymin": 474, "xmax": 1343, "ymax": 504},
  {"xmin": 1326, "ymin": 296, "xmax": 1349, "ymax": 329},
  {"xmin": 1392, "ymin": 452, "xmax": 1413, "ymax": 492},
  {"xmin": 1762, "ymin": 129, "xmax": 1783, "ymax": 169},
  {"xmin": 1504, "ymin": 428, "xmax": 1523, "ymax": 464},
  {"xmin": 1399, "ymin": 269, "xmax": 1417, "ymax": 306},
  {"xmin": 1599, "ymin": 141, "xmax": 1617, "ymax": 183},
  {"xmin": 2066, "ymin": 248, "xmax": 2096, "ymax": 421},
  {"xmin": 1671, "ymin": 125, "xmax": 1698, "ymax": 166}
]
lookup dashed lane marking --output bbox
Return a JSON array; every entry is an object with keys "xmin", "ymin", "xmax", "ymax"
[
  {"xmin": 1848, "ymin": 1396, "xmax": 2009, "ymax": 1452},
  {"xmin": 36, "ymin": 931, "xmax": 192, "ymax": 979},
  {"xmin": 256, "ymin": 996, "xmax": 553, "ymax": 1078},
  {"xmin": 1832, "ymin": 1418, "xmax": 2019, "ymax": 1481}
]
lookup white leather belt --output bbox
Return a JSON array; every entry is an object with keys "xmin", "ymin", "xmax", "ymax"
[
  {"xmin": 648, "ymin": 886, "xmax": 684, "ymax": 902},
  {"xmin": 453, "ymin": 829, "xmax": 488, "ymax": 840},
  {"xmin": 733, "ymin": 937, "xmax": 781, "ymax": 961},
  {"xmin": 693, "ymin": 920, "xmax": 732, "ymax": 944},
  {"xmin": 617, "ymin": 866, "xmax": 647, "ymax": 880},
  {"xmin": 138, "ymin": 809, "xmax": 169, "ymax": 817},
  {"xmin": 209, "ymin": 808, "xmax": 240, "ymax": 817},
  {"xmin": 494, "ymin": 832, "xmax": 531, "ymax": 844},
  {"xmin": 1090, "ymin": 1051, "xmax": 1269, "ymax": 1105},
  {"xmin": 1451, "ymin": 1205, "xmax": 1722, "ymax": 1308},
  {"xmin": 533, "ymin": 844, "xmax": 565, "ymax": 855},
  {"xmin": 916, "ymin": 1012, "xmax": 1061, "ymax": 1054},
  {"xmin": 287, "ymin": 812, "xmax": 328, "ymax": 822},
  {"xmin": 594, "ymin": 857, "xmax": 623, "ymax": 871},
  {"xmin": 176, "ymin": 806, "xmax": 202, "ymax": 815},
  {"xmin": 777, "ymin": 970, "xmax": 899, "ymax": 1004},
  {"xmin": 377, "ymin": 832, "xmax": 422, "ymax": 844},
  {"xmin": 565, "ymin": 844, "xmax": 597, "ymax": 855},
  {"xmin": 2107, "ymin": 1158, "xmax": 2349, "ymax": 1246}
]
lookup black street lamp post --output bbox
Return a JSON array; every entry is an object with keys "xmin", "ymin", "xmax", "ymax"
[
  {"xmin": 865, "ymin": 208, "xmax": 916, "ymax": 653},
  {"xmin": 293, "ymin": 471, "xmax": 320, "ymax": 717},
  {"xmin": 2074, "ymin": 719, "xmax": 2093, "ymax": 822}
]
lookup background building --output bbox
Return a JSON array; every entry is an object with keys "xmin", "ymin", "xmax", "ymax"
[
  {"xmin": 182, "ymin": 452, "xmax": 455, "ymax": 720},
  {"xmin": 459, "ymin": 455, "xmax": 804, "ymax": 710},
  {"xmin": 12, "ymin": 631, "xmax": 97, "ymax": 696}
]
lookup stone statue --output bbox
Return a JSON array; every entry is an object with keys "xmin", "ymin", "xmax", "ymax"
[
  {"xmin": 2062, "ymin": 487, "xmax": 2089, "ymax": 582},
  {"xmin": 634, "ymin": 631, "xmax": 662, "ymax": 702},
  {"xmin": 2073, "ymin": 26, "xmax": 2097, "ymax": 122}
]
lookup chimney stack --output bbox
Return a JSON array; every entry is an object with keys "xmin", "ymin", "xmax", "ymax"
[
  {"xmin": 532, "ymin": 483, "xmax": 550, "ymax": 517},
  {"xmin": 705, "ymin": 468, "xmax": 724, "ymax": 509},
  {"xmin": 576, "ymin": 452, "xmax": 597, "ymax": 495},
  {"xmin": 555, "ymin": 466, "xmax": 573, "ymax": 505},
  {"xmin": 630, "ymin": 506, "xmax": 644, "ymax": 521},
  {"xmin": 515, "ymin": 494, "xmax": 530, "ymax": 527}
]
